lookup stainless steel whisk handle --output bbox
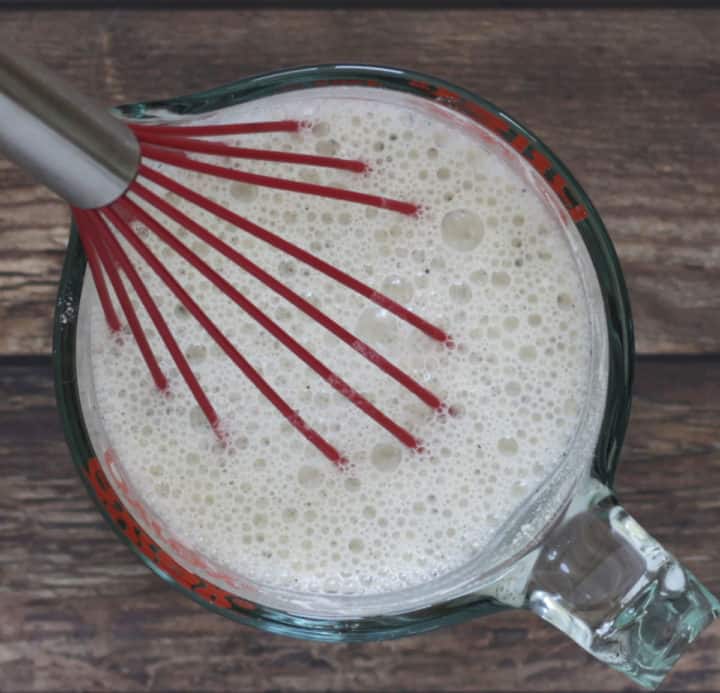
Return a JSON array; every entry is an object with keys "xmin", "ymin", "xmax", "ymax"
[{"xmin": 0, "ymin": 48, "xmax": 140, "ymax": 209}]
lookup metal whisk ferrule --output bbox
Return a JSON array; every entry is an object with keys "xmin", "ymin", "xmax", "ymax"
[{"xmin": 0, "ymin": 49, "xmax": 139, "ymax": 209}]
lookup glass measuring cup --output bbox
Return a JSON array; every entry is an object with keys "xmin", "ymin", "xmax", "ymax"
[{"xmin": 53, "ymin": 65, "xmax": 718, "ymax": 689}]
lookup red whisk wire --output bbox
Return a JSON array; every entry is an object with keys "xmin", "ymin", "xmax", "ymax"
[
  {"xmin": 84, "ymin": 209, "xmax": 222, "ymax": 434},
  {"xmin": 130, "ymin": 180, "xmax": 443, "ymax": 411},
  {"xmin": 103, "ymin": 203, "xmax": 347, "ymax": 466},
  {"xmin": 75, "ymin": 210, "xmax": 168, "ymax": 392},
  {"xmin": 74, "ymin": 211, "xmax": 121, "ymax": 332},
  {"xmin": 138, "ymin": 165, "xmax": 448, "ymax": 343},
  {"xmin": 134, "ymin": 131, "xmax": 367, "ymax": 173},
  {"xmin": 140, "ymin": 144, "xmax": 419, "ymax": 216},
  {"xmin": 72, "ymin": 121, "xmax": 456, "ymax": 463},
  {"xmin": 129, "ymin": 120, "xmax": 301, "ymax": 137},
  {"xmin": 113, "ymin": 196, "xmax": 422, "ymax": 451}
]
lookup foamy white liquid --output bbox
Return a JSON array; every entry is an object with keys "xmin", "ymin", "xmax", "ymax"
[{"xmin": 85, "ymin": 87, "xmax": 601, "ymax": 597}]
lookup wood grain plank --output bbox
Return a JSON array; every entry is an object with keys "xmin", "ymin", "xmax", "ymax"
[
  {"xmin": 1, "ymin": 359, "xmax": 718, "ymax": 691},
  {"xmin": 0, "ymin": 9, "xmax": 719, "ymax": 357}
]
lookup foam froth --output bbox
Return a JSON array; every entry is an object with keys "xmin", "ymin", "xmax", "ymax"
[{"xmin": 84, "ymin": 87, "xmax": 601, "ymax": 597}]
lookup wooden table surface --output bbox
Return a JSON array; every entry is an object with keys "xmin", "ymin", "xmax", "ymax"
[{"xmin": 1, "ymin": 4, "xmax": 719, "ymax": 692}]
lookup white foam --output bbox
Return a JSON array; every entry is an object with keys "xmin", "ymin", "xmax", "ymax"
[{"xmin": 86, "ymin": 87, "xmax": 599, "ymax": 597}]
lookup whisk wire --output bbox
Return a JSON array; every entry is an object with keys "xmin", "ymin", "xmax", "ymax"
[
  {"xmin": 75, "ymin": 213, "xmax": 121, "ymax": 333},
  {"xmin": 134, "ymin": 131, "xmax": 368, "ymax": 173},
  {"xmin": 137, "ymin": 165, "xmax": 448, "ymax": 342},
  {"xmin": 129, "ymin": 120, "xmax": 302, "ymax": 137},
  {"xmin": 101, "ymin": 203, "xmax": 349, "ymax": 465},
  {"xmin": 74, "ymin": 120, "xmax": 454, "ymax": 465},
  {"xmin": 130, "ymin": 179, "xmax": 443, "ymax": 410},
  {"xmin": 141, "ymin": 144, "xmax": 420, "ymax": 216},
  {"xmin": 83, "ymin": 208, "xmax": 222, "ymax": 432},
  {"xmin": 113, "ymin": 196, "xmax": 422, "ymax": 451},
  {"xmin": 76, "ymin": 210, "xmax": 168, "ymax": 392}
]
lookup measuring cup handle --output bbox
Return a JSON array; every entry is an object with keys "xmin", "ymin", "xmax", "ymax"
[{"xmin": 525, "ymin": 482, "xmax": 719, "ymax": 689}]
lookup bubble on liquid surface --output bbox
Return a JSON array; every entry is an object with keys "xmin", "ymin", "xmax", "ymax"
[
  {"xmin": 449, "ymin": 282, "xmax": 472, "ymax": 304},
  {"xmin": 503, "ymin": 317, "xmax": 519, "ymax": 332},
  {"xmin": 185, "ymin": 345, "xmax": 207, "ymax": 363},
  {"xmin": 229, "ymin": 182, "xmax": 258, "ymax": 202},
  {"xmin": 470, "ymin": 270, "xmax": 487, "ymax": 284},
  {"xmin": 557, "ymin": 293, "xmax": 574, "ymax": 310},
  {"xmin": 381, "ymin": 276, "xmax": 414, "ymax": 304},
  {"xmin": 189, "ymin": 407, "xmax": 207, "ymax": 431},
  {"xmin": 498, "ymin": 437, "xmax": 519, "ymax": 455},
  {"xmin": 298, "ymin": 466, "xmax": 324, "ymax": 488},
  {"xmin": 349, "ymin": 538, "xmax": 365, "ymax": 554},
  {"xmin": 355, "ymin": 308, "xmax": 399, "ymax": 347},
  {"xmin": 505, "ymin": 381, "xmax": 522, "ymax": 397},
  {"xmin": 371, "ymin": 444, "xmax": 402, "ymax": 472},
  {"xmin": 312, "ymin": 121, "xmax": 330, "ymax": 137},
  {"xmin": 315, "ymin": 139, "xmax": 340, "ymax": 156},
  {"xmin": 491, "ymin": 272, "xmax": 511, "ymax": 288},
  {"xmin": 528, "ymin": 314, "xmax": 542, "ymax": 327},
  {"xmin": 518, "ymin": 345, "xmax": 537, "ymax": 362},
  {"xmin": 441, "ymin": 209, "xmax": 484, "ymax": 252},
  {"xmin": 345, "ymin": 477, "xmax": 362, "ymax": 492}
]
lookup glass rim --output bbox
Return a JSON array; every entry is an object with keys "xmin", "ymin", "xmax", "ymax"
[{"xmin": 54, "ymin": 63, "xmax": 634, "ymax": 640}]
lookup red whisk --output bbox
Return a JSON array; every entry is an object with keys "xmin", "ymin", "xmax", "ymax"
[{"xmin": 0, "ymin": 51, "xmax": 451, "ymax": 466}]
